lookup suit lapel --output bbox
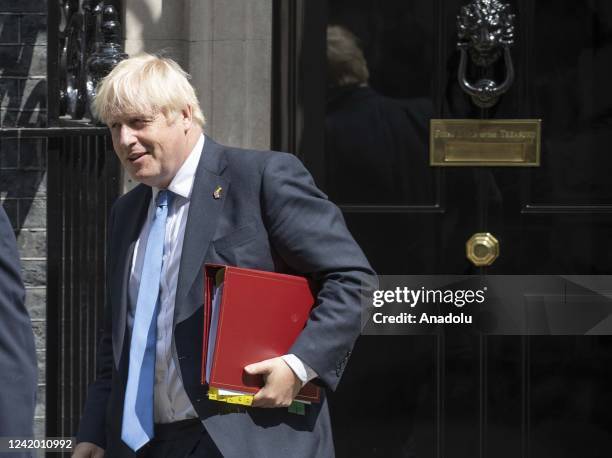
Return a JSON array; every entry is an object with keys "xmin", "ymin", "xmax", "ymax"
[
  {"xmin": 112, "ymin": 184, "xmax": 151, "ymax": 369},
  {"xmin": 174, "ymin": 136, "xmax": 229, "ymax": 325}
]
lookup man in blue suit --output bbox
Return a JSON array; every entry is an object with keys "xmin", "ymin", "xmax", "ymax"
[
  {"xmin": 0, "ymin": 206, "xmax": 37, "ymax": 458},
  {"xmin": 74, "ymin": 54, "xmax": 375, "ymax": 457}
]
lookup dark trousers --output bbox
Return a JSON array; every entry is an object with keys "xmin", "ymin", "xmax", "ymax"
[{"xmin": 134, "ymin": 419, "xmax": 222, "ymax": 458}]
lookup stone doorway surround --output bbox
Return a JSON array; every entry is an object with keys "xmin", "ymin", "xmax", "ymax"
[{"xmin": 121, "ymin": 0, "xmax": 272, "ymax": 191}]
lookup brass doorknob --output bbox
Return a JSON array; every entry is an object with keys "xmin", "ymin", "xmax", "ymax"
[{"xmin": 466, "ymin": 232, "xmax": 499, "ymax": 267}]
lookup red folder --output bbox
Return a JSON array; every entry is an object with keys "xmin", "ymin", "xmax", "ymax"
[{"xmin": 201, "ymin": 264, "xmax": 321, "ymax": 403}]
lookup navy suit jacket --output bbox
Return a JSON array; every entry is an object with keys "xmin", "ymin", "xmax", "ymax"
[
  {"xmin": 77, "ymin": 137, "xmax": 376, "ymax": 457},
  {"xmin": 0, "ymin": 206, "xmax": 37, "ymax": 458}
]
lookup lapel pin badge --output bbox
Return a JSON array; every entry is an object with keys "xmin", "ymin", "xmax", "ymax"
[{"xmin": 213, "ymin": 186, "xmax": 223, "ymax": 199}]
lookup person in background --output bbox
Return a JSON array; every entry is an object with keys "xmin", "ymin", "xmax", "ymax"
[
  {"xmin": 0, "ymin": 205, "xmax": 37, "ymax": 458},
  {"xmin": 325, "ymin": 25, "xmax": 432, "ymax": 205}
]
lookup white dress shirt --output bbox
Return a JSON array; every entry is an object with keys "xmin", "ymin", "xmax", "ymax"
[{"xmin": 128, "ymin": 134, "xmax": 316, "ymax": 424}]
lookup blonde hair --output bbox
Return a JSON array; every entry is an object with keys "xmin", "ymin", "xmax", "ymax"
[
  {"xmin": 327, "ymin": 25, "xmax": 369, "ymax": 88},
  {"xmin": 93, "ymin": 53, "xmax": 206, "ymax": 127}
]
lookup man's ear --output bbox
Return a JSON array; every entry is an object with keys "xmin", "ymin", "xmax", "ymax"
[{"xmin": 181, "ymin": 105, "xmax": 193, "ymax": 131}]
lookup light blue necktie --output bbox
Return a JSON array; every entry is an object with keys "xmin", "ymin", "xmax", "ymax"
[{"xmin": 121, "ymin": 190, "xmax": 172, "ymax": 451}]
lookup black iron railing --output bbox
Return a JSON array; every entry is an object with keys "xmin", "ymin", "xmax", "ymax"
[
  {"xmin": 48, "ymin": 127, "xmax": 119, "ymax": 443},
  {"xmin": 51, "ymin": 0, "xmax": 125, "ymax": 122}
]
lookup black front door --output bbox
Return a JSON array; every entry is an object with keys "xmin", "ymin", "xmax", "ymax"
[{"xmin": 276, "ymin": 0, "xmax": 612, "ymax": 456}]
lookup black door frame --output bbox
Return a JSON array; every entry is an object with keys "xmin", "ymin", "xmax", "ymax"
[{"xmin": 271, "ymin": 0, "xmax": 328, "ymax": 185}]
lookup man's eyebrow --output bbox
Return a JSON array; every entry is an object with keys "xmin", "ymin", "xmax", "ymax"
[{"xmin": 109, "ymin": 115, "xmax": 152, "ymax": 124}]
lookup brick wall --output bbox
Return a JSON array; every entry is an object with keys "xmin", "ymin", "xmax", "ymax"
[{"xmin": 0, "ymin": 0, "xmax": 48, "ymax": 441}]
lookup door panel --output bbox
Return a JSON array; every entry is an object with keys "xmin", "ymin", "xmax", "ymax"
[{"xmin": 278, "ymin": 0, "xmax": 612, "ymax": 456}]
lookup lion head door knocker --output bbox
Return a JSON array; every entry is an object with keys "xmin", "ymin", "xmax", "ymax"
[{"xmin": 457, "ymin": 0, "xmax": 516, "ymax": 108}]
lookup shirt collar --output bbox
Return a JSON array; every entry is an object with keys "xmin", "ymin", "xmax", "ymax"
[{"xmin": 153, "ymin": 134, "xmax": 204, "ymax": 202}]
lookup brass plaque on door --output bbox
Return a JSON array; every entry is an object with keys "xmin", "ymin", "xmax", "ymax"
[{"xmin": 430, "ymin": 119, "xmax": 541, "ymax": 166}]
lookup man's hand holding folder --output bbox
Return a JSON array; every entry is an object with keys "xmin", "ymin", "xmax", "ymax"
[
  {"xmin": 202, "ymin": 264, "xmax": 321, "ymax": 408},
  {"xmin": 244, "ymin": 357, "xmax": 303, "ymax": 408}
]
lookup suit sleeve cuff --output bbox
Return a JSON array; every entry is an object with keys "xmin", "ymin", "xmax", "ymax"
[{"xmin": 281, "ymin": 354, "xmax": 318, "ymax": 386}]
